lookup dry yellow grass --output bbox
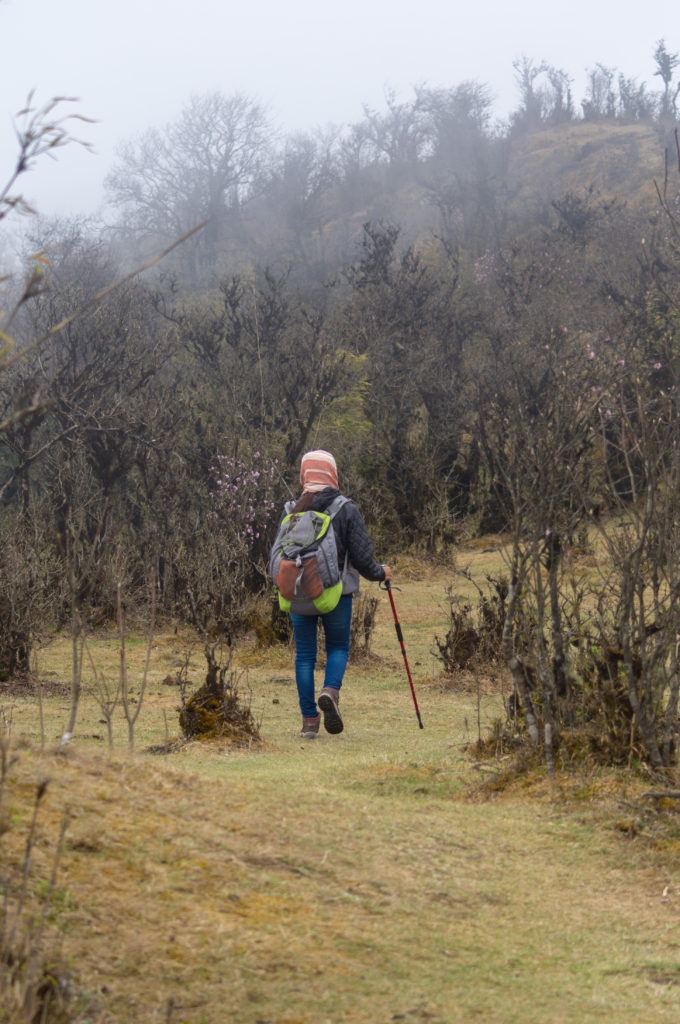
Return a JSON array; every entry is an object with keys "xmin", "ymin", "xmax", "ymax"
[{"xmin": 2, "ymin": 554, "xmax": 680, "ymax": 1023}]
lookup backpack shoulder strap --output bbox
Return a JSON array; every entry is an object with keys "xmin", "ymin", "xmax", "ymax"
[
  {"xmin": 325, "ymin": 495, "xmax": 352, "ymax": 576},
  {"xmin": 327, "ymin": 494, "xmax": 350, "ymax": 520}
]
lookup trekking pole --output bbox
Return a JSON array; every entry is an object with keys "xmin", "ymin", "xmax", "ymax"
[{"xmin": 381, "ymin": 580, "xmax": 424, "ymax": 729}]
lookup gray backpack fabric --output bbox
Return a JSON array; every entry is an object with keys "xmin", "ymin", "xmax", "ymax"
[{"xmin": 269, "ymin": 495, "xmax": 358, "ymax": 615}]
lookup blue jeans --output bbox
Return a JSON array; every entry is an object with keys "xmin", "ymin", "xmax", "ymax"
[{"xmin": 290, "ymin": 595, "xmax": 353, "ymax": 718}]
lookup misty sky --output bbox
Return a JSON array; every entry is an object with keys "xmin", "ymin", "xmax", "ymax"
[{"xmin": 1, "ymin": 0, "xmax": 679, "ymax": 218}]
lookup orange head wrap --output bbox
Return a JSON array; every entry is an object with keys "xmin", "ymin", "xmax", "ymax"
[{"xmin": 299, "ymin": 449, "xmax": 339, "ymax": 493}]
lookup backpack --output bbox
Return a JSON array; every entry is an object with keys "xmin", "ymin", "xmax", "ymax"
[{"xmin": 269, "ymin": 495, "xmax": 351, "ymax": 615}]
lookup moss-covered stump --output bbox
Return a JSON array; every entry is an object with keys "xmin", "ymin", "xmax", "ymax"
[
  {"xmin": 179, "ymin": 683, "xmax": 261, "ymax": 743},
  {"xmin": 179, "ymin": 645, "xmax": 261, "ymax": 744}
]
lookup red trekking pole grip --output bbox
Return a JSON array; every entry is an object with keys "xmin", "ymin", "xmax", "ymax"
[{"xmin": 382, "ymin": 580, "xmax": 424, "ymax": 729}]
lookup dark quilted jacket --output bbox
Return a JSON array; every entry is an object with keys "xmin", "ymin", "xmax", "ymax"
[{"xmin": 309, "ymin": 487, "xmax": 386, "ymax": 583}]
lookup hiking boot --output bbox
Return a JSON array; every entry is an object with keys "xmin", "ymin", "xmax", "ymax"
[
  {"xmin": 318, "ymin": 688, "xmax": 343, "ymax": 735},
  {"xmin": 301, "ymin": 714, "xmax": 320, "ymax": 738}
]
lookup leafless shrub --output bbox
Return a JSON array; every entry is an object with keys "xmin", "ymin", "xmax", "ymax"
[
  {"xmin": 0, "ymin": 93, "xmax": 93, "ymax": 226},
  {"xmin": 82, "ymin": 637, "xmax": 122, "ymax": 751},
  {"xmin": 118, "ymin": 575, "xmax": 157, "ymax": 751},
  {"xmin": 434, "ymin": 574, "xmax": 507, "ymax": 674}
]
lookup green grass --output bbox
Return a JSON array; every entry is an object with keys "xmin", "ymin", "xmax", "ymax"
[{"xmin": 2, "ymin": 560, "xmax": 680, "ymax": 1023}]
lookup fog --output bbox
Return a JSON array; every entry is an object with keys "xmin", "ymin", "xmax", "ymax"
[{"xmin": 1, "ymin": 0, "xmax": 678, "ymax": 218}]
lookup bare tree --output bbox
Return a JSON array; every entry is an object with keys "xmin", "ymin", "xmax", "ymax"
[
  {"xmin": 340, "ymin": 222, "xmax": 479, "ymax": 547},
  {"xmin": 582, "ymin": 65, "xmax": 617, "ymax": 121},
  {"xmin": 417, "ymin": 82, "xmax": 499, "ymax": 252},
  {"xmin": 653, "ymin": 39, "xmax": 680, "ymax": 119},
  {"xmin": 159, "ymin": 265, "xmax": 357, "ymax": 469},
  {"xmin": 354, "ymin": 88, "xmax": 431, "ymax": 167},
  {"xmin": 106, "ymin": 91, "xmax": 272, "ymax": 278},
  {"xmin": 256, "ymin": 129, "xmax": 342, "ymax": 280},
  {"xmin": 510, "ymin": 58, "xmax": 575, "ymax": 133},
  {"xmin": 475, "ymin": 321, "xmax": 600, "ymax": 745}
]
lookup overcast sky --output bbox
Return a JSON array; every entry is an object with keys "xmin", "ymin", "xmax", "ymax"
[{"xmin": 1, "ymin": 0, "xmax": 679, "ymax": 218}]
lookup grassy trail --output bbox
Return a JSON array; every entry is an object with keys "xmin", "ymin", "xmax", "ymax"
[{"xmin": 3, "ymin": 563, "xmax": 680, "ymax": 1023}]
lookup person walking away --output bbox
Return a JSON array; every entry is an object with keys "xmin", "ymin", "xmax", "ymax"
[{"xmin": 274, "ymin": 450, "xmax": 391, "ymax": 738}]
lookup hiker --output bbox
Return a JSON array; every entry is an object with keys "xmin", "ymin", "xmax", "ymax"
[{"xmin": 274, "ymin": 449, "xmax": 391, "ymax": 738}]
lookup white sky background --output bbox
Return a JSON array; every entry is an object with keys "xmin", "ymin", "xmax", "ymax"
[{"xmin": 1, "ymin": 0, "xmax": 679, "ymax": 218}]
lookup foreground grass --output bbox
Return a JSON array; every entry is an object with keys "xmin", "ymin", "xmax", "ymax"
[{"xmin": 2, "ymin": 558, "xmax": 680, "ymax": 1023}]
